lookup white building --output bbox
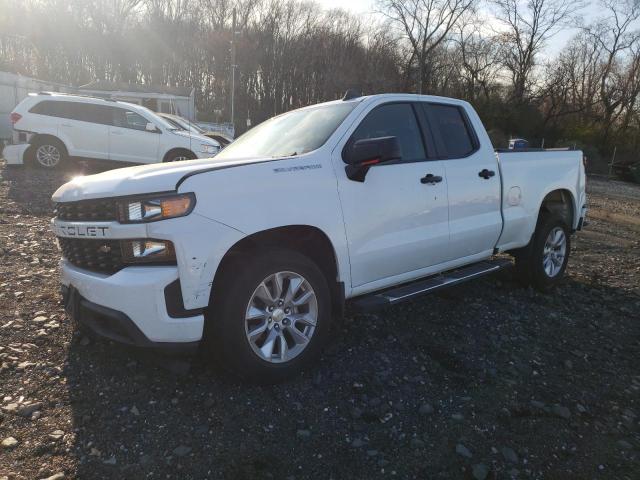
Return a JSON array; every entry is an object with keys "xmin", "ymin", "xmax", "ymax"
[
  {"xmin": 78, "ymin": 81, "xmax": 196, "ymax": 121},
  {"xmin": 0, "ymin": 71, "xmax": 74, "ymax": 141}
]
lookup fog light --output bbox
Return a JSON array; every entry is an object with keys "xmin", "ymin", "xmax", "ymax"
[{"xmin": 121, "ymin": 239, "xmax": 176, "ymax": 264}]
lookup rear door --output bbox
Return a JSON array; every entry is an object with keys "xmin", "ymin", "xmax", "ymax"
[
  {"xmin": 59, "ymin": 102, "xmax": 110, "ymax": 160},
  {"xmin": 334, "ymin": 102, "xmax": 450, "ymax": 288},
  {"xmin": 421, "ymin": 102, "xmax": 501, "ymax": 260},
  {"xmin": 108, "ymin": 107, "xmax": 160, "ymax": 163}
]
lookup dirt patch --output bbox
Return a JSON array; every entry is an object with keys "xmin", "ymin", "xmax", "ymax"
[{"xmin": 1, "ymin": 164, "xmax": 639, "ymax": 479}]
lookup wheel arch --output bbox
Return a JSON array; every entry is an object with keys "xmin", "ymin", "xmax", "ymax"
[
  {"xmin": 29, "ymin": 133, "xmax": 68, "ymax": 154},
  {"xmin": 536, "ymin": 188, "xmax": 576, "ymax": 230},
  {"xmin": 163, "ymin": 147, "xmax": 196, "ymax": 162},
  {"xmin": 210, "ymin": 225, "xmax": 345, "ymax": 317}
]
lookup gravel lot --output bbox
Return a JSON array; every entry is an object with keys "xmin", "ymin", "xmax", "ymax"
[{"xmin": 0, "ymin": 162, "xmax": 639, "ymax": 480}]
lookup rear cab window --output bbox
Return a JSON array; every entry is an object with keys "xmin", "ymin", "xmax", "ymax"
[{"xmin": 421, "ymin": 103, "xmax": 478, "ymax": 159}]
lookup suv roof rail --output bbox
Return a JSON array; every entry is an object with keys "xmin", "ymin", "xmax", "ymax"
[{"xmin": 36, "ymin": 91, "xmax": 119, "ymax": 103}]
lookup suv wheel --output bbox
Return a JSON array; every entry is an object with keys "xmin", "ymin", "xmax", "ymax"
[
  {"xmin": 33, "ymin": 139, "xmax": 66, "ymax": 168},
  {"xmin": 205, "ymin": 249, "xmax": 332, "ymax": 382},
  {"xmin": 515, "ymin": 214, "xmax": 571, "ymax": 291},
  {"xmin": 165, "ymin": 150, "xmax": 196, "ymax": 162}
]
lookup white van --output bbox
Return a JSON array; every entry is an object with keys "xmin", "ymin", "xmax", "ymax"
[{"xmin": 6, "ymin": 92, "xmax": 220, "ymax": 168}]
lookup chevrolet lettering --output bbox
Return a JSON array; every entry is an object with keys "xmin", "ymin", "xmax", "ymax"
[{"xmin": 53, "ymin": 224, "xmax": 110, "ymax": 238}]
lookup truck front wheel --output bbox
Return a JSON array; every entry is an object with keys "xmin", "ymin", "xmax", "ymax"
[
  {"xmin": 205, "ymin": 249, "xmax": 332, "ymax": 382},
  {"xmin": 514, "ymin": 214, "xmax": 571, "ymax": 291}
]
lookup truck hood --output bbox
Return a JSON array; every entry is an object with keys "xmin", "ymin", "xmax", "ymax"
[{"xmin": 52, "ymin": 157, "xmax": 268, "ymax": 202}]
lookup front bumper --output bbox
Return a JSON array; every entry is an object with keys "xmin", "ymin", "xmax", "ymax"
[{"xmin": 60, "ymin": 260, "xmax": 204, "ymax": 349}]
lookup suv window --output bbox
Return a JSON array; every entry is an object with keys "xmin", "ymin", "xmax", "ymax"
[
  {"xmin": 348, "ymin": 103, "xmax": 426, "ymax": 161},
  {"xmin": 30, "ymin": 100, "xmax": 112, "ymax": 126},
  {"xmin": 112, "ymin": 108, "xmax": 149, "ymax": 131},
  {"xmin": 73, "ymin": 103, "xmax": 112, "ymax": 125},
  {"xmin": 423, "ymin": 104, "xmax": 476, "ymax": 158},
  {"xmin": 30, "ymin": 100, "xmax": 69, "ymax": 118}
]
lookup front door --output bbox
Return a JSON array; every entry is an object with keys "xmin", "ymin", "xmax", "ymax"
[
  {"xmin": 108, "ymin": 107, "xmax": 160, "ymax": 164},
  {"xmin": 333, "ymin": 102, "xmax": 450, "ymax": 288}
]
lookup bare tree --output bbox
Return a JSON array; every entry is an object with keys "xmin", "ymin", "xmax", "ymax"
[
  {"xmin": 586, "ymin": 0, "xmax": 640, "ymax": 143},
  {"xmin": 453, "ymin": 15, "xmax": 501, "ymax": 100},
  {"xmin": 492, "ymin": 0, "xmax": 584, "ymax": 103},
  {"xmin": 377, "ymin": 0, "xmax": 477, "ymax": 93}
]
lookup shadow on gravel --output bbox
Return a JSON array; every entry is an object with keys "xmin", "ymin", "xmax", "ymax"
[{"xmin": 60, "ymin": 270, "xmax": 640, "ymax": 479}]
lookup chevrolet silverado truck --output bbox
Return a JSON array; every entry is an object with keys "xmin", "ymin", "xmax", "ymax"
[{"xmin": 51, "ymin": 93, "xmax": 587, "ymax": 381}]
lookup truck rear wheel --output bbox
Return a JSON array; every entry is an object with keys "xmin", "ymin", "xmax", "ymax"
[
  {"xmin": 204, "ymin": 249, "xmax": 332, "ymax": 382},
  {"xmin": 514, "ymin": 214, "xmax": 571, "ymax": 291}
]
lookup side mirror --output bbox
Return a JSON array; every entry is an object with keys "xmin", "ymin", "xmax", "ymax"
[
  {"xmin": 146, "ymin": 122, "xmax": 159, "ymax": 133},
  {"xmin": 342, "ymin": 136, "xmax": 401, "ymax": 182}
]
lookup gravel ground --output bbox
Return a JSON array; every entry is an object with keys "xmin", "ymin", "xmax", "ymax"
[{"xmin": 0, "ymin": 162, "xmax": 639, "ymax": 480}]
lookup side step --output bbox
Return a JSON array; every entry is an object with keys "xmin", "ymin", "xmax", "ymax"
[{"xmin": 350, "ymin": 258, "xmax": 513, "ymax": 312}]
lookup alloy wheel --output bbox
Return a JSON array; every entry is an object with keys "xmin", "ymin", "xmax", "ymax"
[
  {"xmin": 36, "ymin": 144, "xmax": 61, "ymax": 167},
  {"xmin": 542, "ymin": 227, "xmax": 567, "ymax": 277},
  {"xmin": 244, "ymin": 271, "xmax": 318, "ymax": 363}
]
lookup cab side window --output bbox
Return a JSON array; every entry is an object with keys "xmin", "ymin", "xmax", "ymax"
[
  {"xmin": 349, "ymin": 103, "xmax": 426, "ymax": 162},
  {"xmin": 422, "ymin": 103, "xmax": 476, "ymax": 158}
]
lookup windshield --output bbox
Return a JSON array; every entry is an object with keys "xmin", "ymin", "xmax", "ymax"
[
  {"xmin": 164, "ymin": 117, "xmax": 185, "ymax": 130},
  {"xmin": 132, "ymin": 106, "xmax": 178, "ymax": 131},
  {"xmin": 215, "ymin": 102, "xmax": 357, "ymax": 160},
  {"xmin": 173, "ymin": 116, "xmax": 206, "ymax": 134}
]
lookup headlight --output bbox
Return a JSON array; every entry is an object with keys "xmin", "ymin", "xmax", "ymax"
[
  {"xmin": 118, "ymin": 193, "xmax": 195, "ymax": 223},
  {"xmin": 201, "ymin": 144, "xmax": 218, "ymax": 154},
  {"xmin": 121, "ymin": 239, "xmax": 176, "ymax": 264}
]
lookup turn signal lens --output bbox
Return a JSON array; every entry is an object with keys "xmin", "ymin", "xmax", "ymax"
[
  {"xmin": 118, "ymin": 193, "xmax": 195, "ymax": 223},
  {"xmin": 161, "ymin": 196, "xmax": 193, "ymax": 218}
]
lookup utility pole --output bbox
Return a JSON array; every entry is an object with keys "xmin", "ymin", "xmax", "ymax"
[
  {"xmin": 608, "ymin": 145, "xmax": 617, "ymax": 179},
  {"xmin": 230, "ymin": 7, "xmax": 237, "ymax": 130}
]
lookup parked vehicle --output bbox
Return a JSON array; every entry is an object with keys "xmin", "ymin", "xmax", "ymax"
[
  {"xmin": 158, "ymin": 113, "xmax": 230, "ymax": 147},
  {"xmin": 5, "ymin": 93, "xmax": 220, "ymax": 168},
  {"xmin": 51, "ymin": 93, "xmax": 587, "ymax": 381},
  {"xmin": 204, "ymin": 133, "xmax": 232, "ymax": 148}
]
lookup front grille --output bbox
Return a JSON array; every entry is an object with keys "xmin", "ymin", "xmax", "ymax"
[
  {"xmin": 59, "ymin": 238, "xmax": 125, "ymax": 274},
  {"xmin": 55, "ymin": 198, "xmax": 118, "ymax": 222}
]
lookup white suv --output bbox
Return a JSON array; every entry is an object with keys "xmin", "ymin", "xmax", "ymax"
[{"xmin": 7, "ymin": 93, "xmax": 220, "ymax": 168}]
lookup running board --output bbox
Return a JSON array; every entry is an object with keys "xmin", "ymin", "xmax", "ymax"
[{"xmin": 350, "ymin": 258, "xmax": 513, "ymax": 312}]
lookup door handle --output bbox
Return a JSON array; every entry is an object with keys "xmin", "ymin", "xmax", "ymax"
[
  {"xmin": 420, "ymin": 173, "xmax": 442, "ymax": 184},
  {"xmin": 111, "ymin": 130, "xmax": 124, "ymax": 135},
  {"xmin": 61, "ymin": 123, "xmax": 73, "ymax": 127},
  {"xmin": 478, "ymin": 169, "xmax": 495, "ymax": 179}
]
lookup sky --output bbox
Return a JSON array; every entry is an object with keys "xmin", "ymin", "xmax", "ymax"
[{"xmin": 316, "ymin": 0, "xmax": 604, "ymax": 58}]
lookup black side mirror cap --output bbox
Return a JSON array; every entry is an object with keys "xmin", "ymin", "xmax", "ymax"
[{"xmin": 343, "ymin": 136, "xmax": 401, "ymax": 182}]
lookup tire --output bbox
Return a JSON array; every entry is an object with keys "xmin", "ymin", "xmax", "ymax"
[
  {"xmin": 204, "ymin": 249, "xmax": 332, "ymax": 382},
  {"xmin": 514, "ymin": 213, "xmax": 571, "ymax": 291},
  {"xmin": 164, "ymin": 150, "xmax": 196, "ymax": 162},
  {"xmin": 31, "ymin": 138, "xmax": 67, "ymax": 169}
]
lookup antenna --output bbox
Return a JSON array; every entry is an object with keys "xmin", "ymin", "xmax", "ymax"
[{"xmin": 343, "ymin": 88, "xmax": 362, "ymax": 101}]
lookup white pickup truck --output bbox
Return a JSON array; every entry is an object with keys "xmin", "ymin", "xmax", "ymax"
[{"xmin": 51, "ymin": 93, "xmax": 587, "ymax": 381}]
